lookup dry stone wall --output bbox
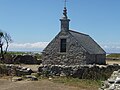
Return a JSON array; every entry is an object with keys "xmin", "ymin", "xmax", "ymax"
[
  {"xmin": 38, "ymin": 64, "xmax": 120, "ymax": 80},
  {"xmin": 0, "ymin": 64, "xmax": 33, "ymax": 76}
]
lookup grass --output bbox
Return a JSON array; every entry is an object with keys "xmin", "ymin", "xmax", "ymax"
[
  {"xmin": 107, "ymin": 53, "xmax": 120, "ymax": 58},
  {"xmin": 51, "ymin": 77, "xmax": 101, "ymax": 90}
]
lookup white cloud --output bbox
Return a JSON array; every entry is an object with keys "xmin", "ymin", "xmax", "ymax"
[
  {"xmin": 101, "ymin": 42, "xmax": 120, "ymax": 49},
  {"xmin": 100, "ymin": 42, "xmax": 120, "ymax": 53},
  {"xmin": 9, "ymin": 42, "xmax": 49, "ymax": 51},
  {"xmin": 6, "ymin": 41, "xmax": 120, "ymax": 53}
]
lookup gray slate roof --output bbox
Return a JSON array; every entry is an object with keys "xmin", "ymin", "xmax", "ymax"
[{"xmin": 69, "ymin": 30, "xmax": 106, "ymax": 54}]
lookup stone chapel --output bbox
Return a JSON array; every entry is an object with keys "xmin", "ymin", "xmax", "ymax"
[{"xmin": 42, "ymin": 6, "xmax": 106, "ymax": 65}]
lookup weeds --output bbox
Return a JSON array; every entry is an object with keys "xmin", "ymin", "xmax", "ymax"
[{"xmin": 51, "ymin": 77, "xmax": 101, "ymax": 90}]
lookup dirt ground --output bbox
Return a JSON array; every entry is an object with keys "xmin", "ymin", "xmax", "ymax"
[
  {"xmin": 0, "ymin": 78, "xmax": 88, "ymax": 90},
  {"xmin": 106, "ymin": 60, "xmax": 120, "ymax": 65},
  {"xmin": 2, "ymin": 60, "xmax": 117, "ymax": 90}
]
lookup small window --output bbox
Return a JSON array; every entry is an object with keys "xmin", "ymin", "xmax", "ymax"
[{"xmin": 60, "ymin": 39, "xmax": 66, "ymax": 52}]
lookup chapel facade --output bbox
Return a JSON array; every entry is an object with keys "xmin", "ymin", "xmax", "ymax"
[{"xmin": 42, "ymin": 6, "xmax": 106, "ymax": 65}]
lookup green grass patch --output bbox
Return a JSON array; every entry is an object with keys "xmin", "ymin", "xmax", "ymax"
[
  {"xmin": 51, "ymin": 77, "xmax": 101, "ymax": 90},
  {"xmin": 107, "ymin": 53, "xmax": 120, "ymax": 58}
]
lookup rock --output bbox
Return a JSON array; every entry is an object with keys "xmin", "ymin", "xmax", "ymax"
[
  {"xmin": 25, "ymin": 75, "xmax": 38, "ymax": 81},
  {"xmin": 60, "ymin": 72, "xmax": 66, "ymax": 77},
  {"xmin": 49, "ymin": 77, "xmax": 52, "ymax": 80},
  {"xmin": 12, "ymin": 77, "xmax": 22, "ymax": 82},
  {"xmin": 100, "ymin": 69, "xmax": 120, "ymax": 90}
]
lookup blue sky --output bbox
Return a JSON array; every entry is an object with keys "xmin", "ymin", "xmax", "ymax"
[{"xmin": 0, "ymin": 0, "xmax": 120, "ymax": 53}]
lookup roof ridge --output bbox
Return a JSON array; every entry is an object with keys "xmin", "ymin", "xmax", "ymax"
[{"xmin": 69, "ymin": 30, "xmax": 89, "ymax": 36}]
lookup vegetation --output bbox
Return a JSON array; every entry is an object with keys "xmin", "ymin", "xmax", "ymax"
[
  {"xmin": 8, "ymin": 51, "xmax": 42, "ymax": 60},
  {"xmin": 34, "ymin": 53, "xmax": 42, "ymax": 60},
  {"xmin": 0, "ymin": 30, "xmax": 12, "ymax": 61},
  {"xmin": 0, "ymin": 65, "xmax": 8, "ymax": 76},
  {"xmin": 51, "ymin": 77, "xmax": 101, "ymax": 90},
  {"xmin": 107, "ymin": 53, "xmax": 120, "ymax": 58},
  {"xmin": 8, "ymin": 51, "xmax": 32, "ymax": 55}
]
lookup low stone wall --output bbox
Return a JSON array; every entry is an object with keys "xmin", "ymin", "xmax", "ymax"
[
  {"xmin": 38, "ymin": 64, "xmax": 120, "ymax": 80},
  {"xmin": 6, "ymin": 65, "xmax": 33, "ymax": 76},
  {"xmin": 4, "ymin": 54, "xmax": 41, "ymax": 64},
  {"xmin": 0, "ymin": 64, "xmax": 33, "ymax": 76}
]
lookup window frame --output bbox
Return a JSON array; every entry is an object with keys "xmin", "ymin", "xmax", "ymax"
[{"xmin": 60, "ymin": 39, "xmax": 67, "ymax": 52}]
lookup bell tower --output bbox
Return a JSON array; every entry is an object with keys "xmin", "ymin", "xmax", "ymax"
[{"xmin": 60, "ymin": 0, "xmax": 70, "ymax": 32}]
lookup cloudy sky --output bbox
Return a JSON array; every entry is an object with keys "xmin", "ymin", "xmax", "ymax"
[{"xmin": 0, "ymin": 0, "xmax": 120, "ymax": 53}]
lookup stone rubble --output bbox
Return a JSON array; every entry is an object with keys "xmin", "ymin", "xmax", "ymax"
[
  {"xmin": 5, "ymin": 64, "xmax": 38, "ymax": 81},
  {"xmin": 99, "ymin": 69, "xmax": 120, "ymax": 90},
  {"xmin": 6, "ymin": 64, "xmax": 33, "ymax": 76}
]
